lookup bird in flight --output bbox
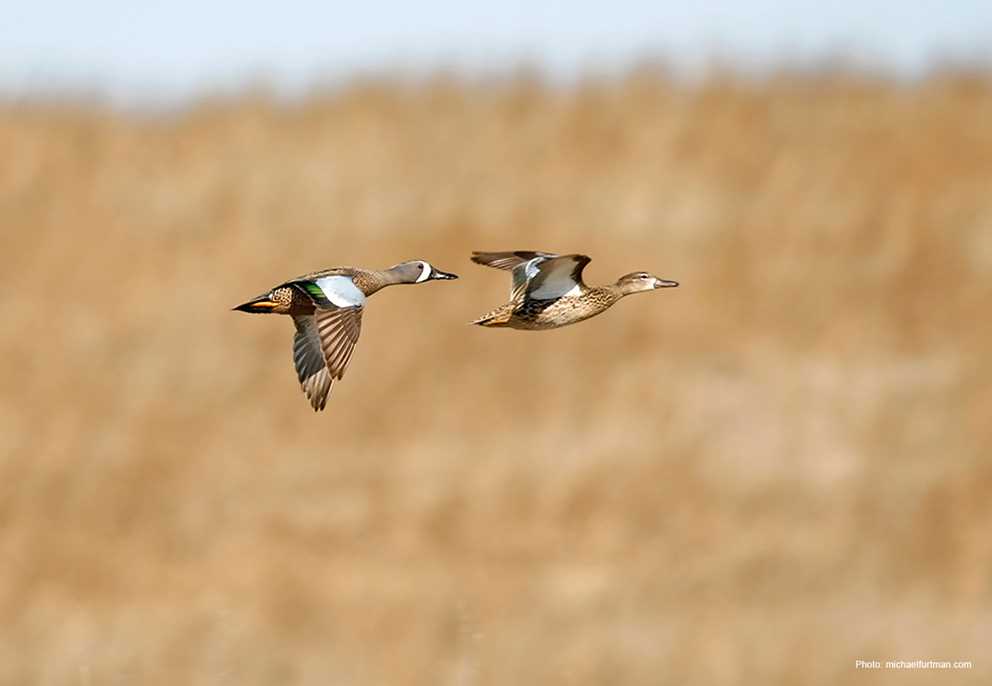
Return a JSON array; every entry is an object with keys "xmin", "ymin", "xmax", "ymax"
[
  {"xmin": 470, "ymin": 250, "xmax": 677, "ymax": 330},
  {"xmin": 234, "ymin": 260, "xmax": 458, "ymax": 411}
]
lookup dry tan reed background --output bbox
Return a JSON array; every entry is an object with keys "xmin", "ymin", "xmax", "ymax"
[{"xmin": 1, "ymin": 71, "xmax": 990, "ymax": 685}]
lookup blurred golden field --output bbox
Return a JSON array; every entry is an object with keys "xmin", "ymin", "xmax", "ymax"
[{"xmin": 1, "ymin": 70, "xmax": 990, "ymax": 685}]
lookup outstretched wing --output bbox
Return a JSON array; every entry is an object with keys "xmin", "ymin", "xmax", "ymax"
[
  {"xmin": 471, "ymin": 251, "xmax": 559, "ymax": 271},
  {"xmin": 291, "ymin": 305, "xmax": 364, "ymax": 411},
  {"xmin": 292, "ymin": 316, "xmax": 333, "ymax": 411},
  {"xmin": 472, "ymin": 251, "xmax": 561, "ymax": 300},
  {"xmin": 524, "ymin": 254, "xmax": 592, "ymax": 299}
]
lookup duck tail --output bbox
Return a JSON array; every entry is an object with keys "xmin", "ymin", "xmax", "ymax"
[
  {"xmin": 471, "ymin": 303, "xmax": 514, "ymax": 327},
  {"xmin": 233, "ymin": 293, "xmax": 277, "ymax": 313}
]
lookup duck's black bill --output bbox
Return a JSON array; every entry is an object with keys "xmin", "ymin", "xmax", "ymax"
[
  {"xmin": 233, "ymin": 296, "xmax": 277, "ymax": 313},
  {"xmin": 655, "ymin": 279, "xmax": 679, "ymax": 289},
  {"xmin": 431, "ymin": 269, "xmax": 459, "ymax": 280}
]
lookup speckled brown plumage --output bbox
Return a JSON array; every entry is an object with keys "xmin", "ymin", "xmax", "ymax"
[
  {"xmin": 242, "ymin": 268, "xmax": 396, "ymax": 317},
  {"xmin": 471, "ymin": 251, "xmax": 677, "ymax": 331},
  {"xmin": 476, "ymin": 287, "xmax": 624, "ymax": 330},
  {"xmin": 267, "ymin": 285, "xmax": 314, "ymax": 315},
  {"xmin": 234, "ymin": 259, "xmax": 458, "ymax": 411},
  {"xmin": 288, "ymin": 267, "xmax": 395, "ymax": 298}
]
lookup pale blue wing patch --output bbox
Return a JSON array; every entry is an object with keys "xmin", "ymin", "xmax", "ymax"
[
  {"xmin": 509, "ymin": 256, "xmax": 547, "ymax": 299},
  {"xmin": 527, "ymin": 255, "xmax": 588, "ymax": 299},
  {"xmin": 314, "ymin": 276, "xmax": 367, "ymax": 307}
]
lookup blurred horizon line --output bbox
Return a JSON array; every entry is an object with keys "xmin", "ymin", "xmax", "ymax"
[
  {"xmin": 6, "ymin": 0, "xmax": 991, "ymax": 110},
  {"xmin": 3, "ymin": 51, "xmax": 992, "ymax": 112}
]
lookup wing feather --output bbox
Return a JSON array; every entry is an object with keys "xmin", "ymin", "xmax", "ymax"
[
  {"xmin": 293, "ymin": 316, "xmax": 333, "ymax": 411},
  {"xmin": 472, "ymin": 251, "xmax": 563, "ymax": 300},
  {"xmin": 525, "ymin": 254, "xmax": 592, "ymax": 299},
  {"xmin": 471, "ymin": 251, "xmax": 560, "ymax": 271},
  {"xmin": 291, "ymin": 305, "xmax": 364, "ymax": 411},
  {"xmin": 314, "ymin": 306, "xmax": 363, "ymax": 379}
]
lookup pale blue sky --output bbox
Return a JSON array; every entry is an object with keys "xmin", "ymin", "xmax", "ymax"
[{"xmin": 3, "ymin": 1, "xmax": 990, "ymax": 102}]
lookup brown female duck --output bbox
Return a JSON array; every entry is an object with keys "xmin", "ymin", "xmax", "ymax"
[{"xmin": 471, "ymin": 251, "xmax": 677, "ymax": 330}]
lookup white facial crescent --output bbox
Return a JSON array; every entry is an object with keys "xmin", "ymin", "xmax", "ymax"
[{"xmin": 415, "ymin": 261, "xmax": 432, "ymax": 283}]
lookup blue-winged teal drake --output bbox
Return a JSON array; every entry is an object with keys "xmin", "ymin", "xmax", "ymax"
[
  {"xmin": 471, "ymin": 251, "xmax": 677, "ymax": 330},
  {"xmin": 235, "ymin": 260, "xmax": 458, "ymax": 411}
]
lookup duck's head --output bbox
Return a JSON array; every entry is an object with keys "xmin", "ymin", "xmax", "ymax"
[
  {"xmin": 616, "ymin": 271, "xmax": 679, "ymax": 295},
  {"xmin": 391, "ymin": 260, "xmax": 459, "ymax": 284}
]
